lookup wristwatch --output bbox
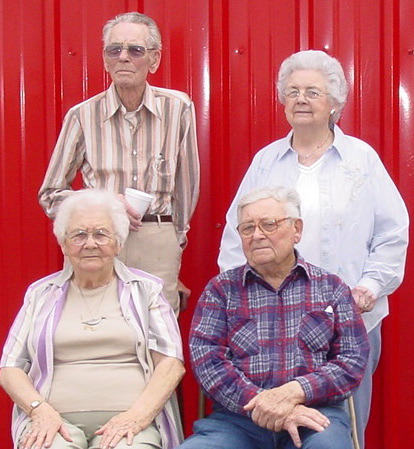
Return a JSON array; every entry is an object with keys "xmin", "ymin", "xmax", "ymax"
[{"xmin": 29, "ymin": 400, "xmax": 43, "ymax": 415}]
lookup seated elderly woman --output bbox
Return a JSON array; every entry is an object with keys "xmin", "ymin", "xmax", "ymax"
[{"xmin": 0, "ymin": 189, "xmax": 185, "ymax": 449}]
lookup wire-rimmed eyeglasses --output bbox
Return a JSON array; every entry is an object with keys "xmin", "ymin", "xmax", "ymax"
[
  {"xmin": 284, "ymin": 89, "xmax": 327, "ymax": 100},
  {"xmin": 237, "ymin": 217, "xmax": 292, "ymax": 238},
  {"xmin": 66, "ymin": 229, "xmax": 114, "ymax": 246}
]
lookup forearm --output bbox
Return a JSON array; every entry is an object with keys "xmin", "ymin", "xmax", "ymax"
[
  {"xmin": 38, "ymin": 111, "xmax": 85, "ymax": 218},
  {"xmin": 128, "ymin": 353, "xmax": 184, "ymax": 423},
  {"xmin": 174, "ymin": 104, "xmax": 200, "ymax": 243},
  {"xmin": 191, "ymin": 343, "xmax": 261, "ymax": 414},
  {"xmin": 0, "ymin": 367, "xmax": 44, "ymax": 416}
]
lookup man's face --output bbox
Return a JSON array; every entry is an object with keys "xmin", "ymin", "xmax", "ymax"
[
  {"xmin": 239, "ymin": 198, "xmax": 302, "ymax": 273},
  {"xmin": 103, "ymin": 22, "xmax": 161, "ymax": 90}
]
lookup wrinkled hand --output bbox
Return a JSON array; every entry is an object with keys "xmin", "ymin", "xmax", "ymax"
[
  {"xmin": 283, "ymin": 405, "xmax": 330, "ymax": 448},
  {"xmin": 118, "ymin": 194, "xmax": 142, "ymax": 231},
  {"xmin": 20, "ymin": 403, "xmax": 72, "ymax": 449},
  {"xmin": 243, "ymin": 382, "xmax": 305, "ymax": 431},
  {"xmin": 95, "ymin": 410, "xmax": 151, "ymax": 449},
  {"xmin": 177, "ymin": 279, "xmax": 191, "ymax": 311},
  {"xmin": 352, "ymin": 286, "xmax": 377, "ymax": 313}
]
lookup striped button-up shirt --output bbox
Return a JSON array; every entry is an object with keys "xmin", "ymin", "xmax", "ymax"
[
  {"xmin": 190, "ymin": 254, "xmax": 369, "ymax": 416},
  {"xmin": 38, "ymin": 83, "xmax": 200, "ymax": 245},
  {"xmin": 1, "ymin": 259, "xmax": 184, "ymax": 449}
]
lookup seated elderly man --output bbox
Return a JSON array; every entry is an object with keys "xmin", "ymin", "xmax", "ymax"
[{"xmin": 178, "ymin": 186, "xmax": 369, "ymax": 449}]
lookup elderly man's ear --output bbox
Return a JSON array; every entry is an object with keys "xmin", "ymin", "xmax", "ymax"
[
  {"xmin": 293, "ymin": 218, "xmax": 303, "ymax": 244},
  {"xmin": 149, "ymin": 50, "xmax": 161, "ymax": 74}
]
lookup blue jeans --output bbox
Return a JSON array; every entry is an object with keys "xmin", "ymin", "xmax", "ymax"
[{"xmin": 178, "ymin": 402, "xmax": 352, "ymax": 449}]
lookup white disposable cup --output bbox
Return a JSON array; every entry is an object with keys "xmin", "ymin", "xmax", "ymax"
[{"xmin": 124, "ymin": 188, "xmax": 154, "ymax": 216}]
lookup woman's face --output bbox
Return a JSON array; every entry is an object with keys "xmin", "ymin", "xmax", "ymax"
[
  {"xmin": 61, "ymin": 207, "xmax": 120, "ymax": 277},
  {"xmin": 283, "ymin": 69, "xmax": 334, "ymax": 129}
]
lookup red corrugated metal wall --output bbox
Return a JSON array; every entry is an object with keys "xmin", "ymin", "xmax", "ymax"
[{"xmin": 0, "ymin": 1, "xmax": 413, "ymax": 448}]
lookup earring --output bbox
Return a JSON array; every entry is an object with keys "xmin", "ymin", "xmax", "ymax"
[{"xmin": 330, "ymin": 108, "xmax": 336, "ymax": 116}]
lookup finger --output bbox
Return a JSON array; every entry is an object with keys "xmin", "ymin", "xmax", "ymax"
[
  {"xmin": 59, "ymin": 423, "xmax": 73, "ymax": 442},
  {"xmin": 32, "ymin": 432, "xmax": 48, "ymax": 449},
  {"xmin": 127, "ymin": 429, "xmax": 135, "ymax": 445},
  {"xmin": 243, "ymin": 398, "xmax": 256, "ymax": 410},
  {"xmin": 286, "ymin": 425, "xmax": 302, "ymax": 448}
]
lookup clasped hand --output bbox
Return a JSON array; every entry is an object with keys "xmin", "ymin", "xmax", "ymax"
[
  {"xmin": 352, "ymin": 285, "xmax": 377, "ymax": 313},
  {"xmin": 243, "ymin": 382, "xmax": 329, "ymax": 448}
]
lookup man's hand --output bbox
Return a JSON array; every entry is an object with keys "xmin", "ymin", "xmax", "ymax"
[
  {"xmin": 243, "ymin": 381, "xmax": 305, "ymax": 431},
  {"xmin": 177, "ymin": 279, "xmax": 191, "ymax": 311},
  {"xmin": 352, "ymin": 286, "xmax": 377, "ymax": 313},
  {"xmin": 283, "ymin": 405, "xmax": 330, "ymax": 448},
  {"xmin": 118, "ymin": 194, "xmax": 142, "ymax": 231}
]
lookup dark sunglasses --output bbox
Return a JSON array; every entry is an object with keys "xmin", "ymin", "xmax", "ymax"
[{"xmin": 104, "ymin": 44, "xmax": 156, "ymax": 59}]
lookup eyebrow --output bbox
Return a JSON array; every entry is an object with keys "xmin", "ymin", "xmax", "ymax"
[{"xmin": 286, "ymin": 84, "xmax": 324, "ymax": 90}]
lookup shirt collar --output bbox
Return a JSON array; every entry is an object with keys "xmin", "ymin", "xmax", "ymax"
[
  {"xmin": 241, "ymin": 250, "xmax": 310, "ymax": 286},
  {"xmin": 47, "ymin": 258, "xmax": 148, "ymax": 289},
  {"xmin": 104, "ymin": 82, "xmax": 161, "ymax": 121},
  {"xmin": 279, "ymin": 125, "xmax": 347, "ymax": 162}
]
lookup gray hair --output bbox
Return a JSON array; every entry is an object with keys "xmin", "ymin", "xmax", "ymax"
[
  {"xmin": 53, "ymin": 189, "xmax": 130, "ymax": 246},
  {"xmin": 237, "ymin": 186, "xmax": 301, "ymax": 223},
  {"xmin": 277, "ymin": 50, "xmax": 348, "ymax": 123},
  {"xmin": 102, "ymin": 12, "xmax": 162, "ymax": 50}
]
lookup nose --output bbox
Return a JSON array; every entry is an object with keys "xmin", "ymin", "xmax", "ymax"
[
  {"xmin": 252, "ymin": 225, "xmax": 266, "ymax": 239},
  {"xmin": 119, "ymin": 47, "xmax": 131, "ymax": 61},
  {"xmin": 83, "ymin": 234, "xmax": 98, "ymax": 247},
  {"xmin": 295, "ymin": 91, "xmax": 308, "ymax": 102}
]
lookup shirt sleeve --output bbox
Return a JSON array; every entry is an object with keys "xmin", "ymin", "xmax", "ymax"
[
  {"xmin": 173, "ymin": 101, "xmax": 200, "ymax": 247},
  {"xmin": 38, "ymin": 109, "xmax": 86, "ymax": 218},
  {"xmin": 147, "ymin": 284, "xmax": 184, "ymax": 361},
  {"xmin": 217, "ymin": 153, "xmax": 263, "ymax": 272},
  {"xmin": 1, "ymin": 284, "xmax": 38, "ymax": 370},
  {"xmin": 294, "ymin": 281, "xmax": 370, "ymax": 405},
  {"xmin": 356, "ymin": 156, "xmax": 409, "ymax": 298},
  {"xmin": 189, "ymin": 279, "xmax": 261, "ymax": 415}
]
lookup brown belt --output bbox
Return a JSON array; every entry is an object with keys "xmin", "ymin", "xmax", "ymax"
[{"xmin": 141, "ymin": 214, "xmax": 173, "ymax": 223}]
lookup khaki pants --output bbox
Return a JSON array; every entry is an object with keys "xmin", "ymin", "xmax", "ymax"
[
  {"xmin": 19, "ymin": 411, "xmax": 161, "ymax": 449},
  {"xmin": 118, "ymin": 222, "xmax": 182, "ymax": 314}
]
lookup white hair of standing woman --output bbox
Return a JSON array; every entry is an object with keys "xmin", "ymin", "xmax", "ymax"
[
  {"xmin": 102, "ymin": 11, "xmax": 162, "ymax": 50},
  {"xmin": 53, "ymin": 189, "xmax": 130, "ymax": 246},
  {"xmin": 237, "ymin": 186, "xmax": 302, "ymax": 223},
  {"xmin": 277, "ymin": 50, "xmax": 348, "ymax": 123}
]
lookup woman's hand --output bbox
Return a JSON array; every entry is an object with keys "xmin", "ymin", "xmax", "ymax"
[
  {"xmin": 283, "ymin": 405, "xmax": 330, "ymax": 448},
  {"xmin": 352, "ymin": 286, "xmax": 377, "ymax": 313},
  {"xmin": 20, "ymin": 403, "xmax": 72, "ymax": 449},
  {"xmin": 95, "ymin": 409, "xmax": 151, "ymax": 449}
]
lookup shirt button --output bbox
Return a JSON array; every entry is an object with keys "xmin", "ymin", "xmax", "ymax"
[
  {"xmin": 145, "ymin": 369, "xmax": 149, "ymax": 374},
  {"xmin": 277, "ymin": 342, "xmax": 282, "ymax": 346},
  {"xmin": 133, "ymin": 175, "xmax": 138, "ymax": 181},
  {"xmin": 137, "ymin": 341, "xmax": 142, "ymax": 346},
  {"xmin": 132, "ymin": 150, "xmax": 137, "ymax": 156}
]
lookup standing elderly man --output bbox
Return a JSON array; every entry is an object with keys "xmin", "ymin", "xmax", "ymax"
[
  {"xmin": 179, "ymin": 187, "xmax": 369, "ymax": 449},
  {"xmin": 38, "ymin": 12, "xmax": 200, "ymax": 314}
]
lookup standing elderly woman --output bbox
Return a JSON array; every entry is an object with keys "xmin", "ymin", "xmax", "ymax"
[
  {"xmin": 0, "ymin": 189, "xmax": 185, "ymax": 449},
  {"xmin": 218, "ymin": 50, "xmax": 409, "ymax": 448}
]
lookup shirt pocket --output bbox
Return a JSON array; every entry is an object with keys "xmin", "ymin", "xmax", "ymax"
[
  {"xmin": 227, "ymin": 313, "xmax": 259, "ymax": 358},
  {"xmin": 298, "ymin": 310, "xmax": 334, "ymax": 353},
  {"xmin": 146, "ymin": 156, "xmax": 175, "ymax": 193}
]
